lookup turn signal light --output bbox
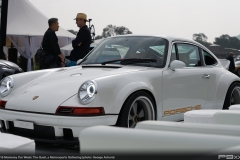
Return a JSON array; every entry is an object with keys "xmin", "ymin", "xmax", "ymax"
[
  {"xmin": 0, "ymin": 101, "xmax": 7, "ymax": 109},
  {"xmin": 72, "ymin": 108, "xmax": 104, "ymax": 114},
  {"xmin": 56, "ymin": 106, "xmax": 105, "ymax": 115}
]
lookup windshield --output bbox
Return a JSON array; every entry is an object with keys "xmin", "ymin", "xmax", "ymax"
[{"xmin": 81, "ymin": 36, "xmax": 168, "ymax": 68}]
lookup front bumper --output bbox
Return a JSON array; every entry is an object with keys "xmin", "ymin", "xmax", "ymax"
[{"xmin": 0, "ymin": 109, "xmax": 118, "ymax": 144}]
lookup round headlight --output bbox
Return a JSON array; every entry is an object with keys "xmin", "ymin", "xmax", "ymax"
[
  {"xmin": 0, "ymin": 76, "xmax": 14, "ymax": 97},
  {"xmin": 78, "ymin": 80, "xmax": 97, "ymax": 104}
]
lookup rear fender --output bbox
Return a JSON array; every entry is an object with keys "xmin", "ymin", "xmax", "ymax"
[{"xmin": 213, "ymin": 73, "xmax": 240, "ymax": 109}]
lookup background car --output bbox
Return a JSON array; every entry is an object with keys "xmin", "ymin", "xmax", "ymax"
[
  {"xmin": 0, "ymin": 35, "xmax": 239, "ymax": 144},
  {"xmin": 235, "ymin": 61, "xmax": 240, "ymax": 76},
  {"xmin": 0, "ymin": 60, "xmax": 23, "ymax": 79},
  {"xmin": 60, "ymin": 38, "xmax": 103, "ymax": 57}
]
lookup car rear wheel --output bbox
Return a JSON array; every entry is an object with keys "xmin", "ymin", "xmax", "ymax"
[
  {"xmin": 223, "ymin": 82, "xmax": 240, "ymax": 109},
  {"xmin": 237, "ymin": 69, "xmax": 240, "ymax": 76},
  {"xmin": 116, "ymin": 91, "xmax": 155, "ymax": 128}
]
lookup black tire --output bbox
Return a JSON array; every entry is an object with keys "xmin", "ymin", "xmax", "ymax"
[
  {"xmin": 116, "ymin": 91, "xmax": 155, "ymax": 128},
  {"xmin": 223, "ymin": 82, "xmax": 240, "ymax": 109},
  {"xmin": 237, "ymin": 69, "xmax": 240, "ymax": 76}
]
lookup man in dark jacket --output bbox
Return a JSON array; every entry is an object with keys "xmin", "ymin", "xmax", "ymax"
[
  {"xmin": 40, "ymin": 18, "xmax": 65, "ymax": 69},
  {"xmin": 226, "ymin": 52, "xmax": 235, "ymax": 73},
  {"xmin": 69, "ymin": 13, "xmax": 91, "ymax": 62}
]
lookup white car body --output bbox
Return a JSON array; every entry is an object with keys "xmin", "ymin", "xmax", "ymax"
[{"xmin": 0, "ymin": 35, "xmax": 239, "ymax": 143}]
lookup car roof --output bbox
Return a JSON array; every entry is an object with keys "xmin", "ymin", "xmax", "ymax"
[
  {"xmin": 106, "ymin": 34, "xmax": 210, "ymax": 52},
  {"xmin": 109, "ymin": 34, "xmax": 194, "ymax": 42}
]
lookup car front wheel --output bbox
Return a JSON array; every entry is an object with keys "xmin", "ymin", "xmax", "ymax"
[
  {"xmin": 223, "ymin": 82, "xmax": 240, "ymax": 109},
  {"xmin": 116, "ymin": 91, "xmax": 155, "ymax": 128}
]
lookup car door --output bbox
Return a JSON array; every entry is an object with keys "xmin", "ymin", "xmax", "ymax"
[
  {"xmin": 201, "ymin": 49, "xmax": 219, "ymax": 109},
  {"xmin": 162, "ymin": 43, "xmax": 211, "ymax": 121}
]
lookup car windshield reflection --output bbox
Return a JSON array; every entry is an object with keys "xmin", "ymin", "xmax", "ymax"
[{"xmin": 81, "ymin": 36, "xmax": 168, "ymax": 68}]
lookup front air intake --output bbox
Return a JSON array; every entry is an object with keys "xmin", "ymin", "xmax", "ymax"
[
  {"xmin": 56, "ymin": 106, "xmax": 105, "ymax": 115},
  {"xmin": 57, "ymin": 107, "xmax": 72, "ymax": 114}
]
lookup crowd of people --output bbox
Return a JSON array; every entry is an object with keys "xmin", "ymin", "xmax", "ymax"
[{"xmin": 40, "ymin": 13, "xmax": 91, "ymax": 69}]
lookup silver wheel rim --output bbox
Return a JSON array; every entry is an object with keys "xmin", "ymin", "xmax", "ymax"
[
  {"xmin": 230, "ymin": 86, "xmax": 240, "ymax": 106},
  {"xmin": 127, "ymin": 96, "xmax": 155, "ymax": 128}
]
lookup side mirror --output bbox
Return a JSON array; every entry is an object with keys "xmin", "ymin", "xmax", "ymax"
[
  {"xmin": 77, "ymin": 59, "xmax": 83, "ymax": 65},
  {"xmin": 169, "ymin": 60, "xmax": 186, "ymax": 71}
]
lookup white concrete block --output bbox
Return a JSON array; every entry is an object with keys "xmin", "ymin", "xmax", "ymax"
[
  {"xmin": 79, "ymin": 126, "xmax": 240, "ymax": 155},
  {"xmin": 229, "ymin": 105, "xmax": 240, "ymax": 110},
  {"xmin": 136, "ymin": 121, "xmax": 240, "ymax": 137},
  {"xmin": 184, "ymin": 110, "xmax": 220, "ymax": 124},
  {"xmin": 214, "ymin": 110, "xmax": 240, "ymax": 126},
  {"xmin": 0, "ymin": 133, "xmax": 35, "ymax": 154}
]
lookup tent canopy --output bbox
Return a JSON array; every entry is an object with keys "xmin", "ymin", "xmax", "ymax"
[
  {"xmin": 6, "ymin": 0, "xmax": 76, "ymax": 71},
  {"xmin": 7, "ymin": 0, "xmax": 75, "ymax": 38}
]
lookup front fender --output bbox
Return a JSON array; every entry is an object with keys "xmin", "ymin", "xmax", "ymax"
[
  {"xmin": 60, "ymin": 81, "xmax": 160, "ymax": 116},
  {"xmin": 110, "ymin": 81, "xmax": 157, "ymax": 114}
]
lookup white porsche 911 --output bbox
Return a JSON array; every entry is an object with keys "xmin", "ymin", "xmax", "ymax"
[{"xmin": 0, "ymin": 35, "xmax": 239, "ymax": 144}]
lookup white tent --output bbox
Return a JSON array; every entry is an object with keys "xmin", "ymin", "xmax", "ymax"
[{"xmin": 6, "ymin": 0, "xmax": 75, "ymax": 71}]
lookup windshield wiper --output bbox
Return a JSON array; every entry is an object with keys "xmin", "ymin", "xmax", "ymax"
[{"xmin": 101, "ymin": 58, "xmax": 157, "ymax": 65}]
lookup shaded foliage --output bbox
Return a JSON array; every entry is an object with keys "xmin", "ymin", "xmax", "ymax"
[
  {"xmin": 102, "ymin": 24, "xmax": 115, "ymax": 38},
  {"xmin": 115, "ymin": 26, "xmax": 132, "ymax": 35},
  {"xmin": 193, "ymin": 33, "xmax": 212, "ymax": 48},
  {"xmin": 100, "ymin": 24, "xmax": 133, "ymax": 38},
  {"xmin": 193, "ymin": 33, "xmax": 208, "ymax": 42},
  {"xmin": 214, "ymin": 34, "xmax": 240, "ymax": 50}
]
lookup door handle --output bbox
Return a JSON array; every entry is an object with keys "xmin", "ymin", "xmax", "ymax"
[{"xmin": 202, "ymin": 74, "xmax": 210, "ymax": 79}]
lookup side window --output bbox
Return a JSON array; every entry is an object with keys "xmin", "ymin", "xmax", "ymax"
[
  {"xmin": 176, "ymin": 44, "xmax": 201, "ymax": 67},
  {"xmin": 170, "ymin": 44, "xmax": 177, "ymax": 63},
  {"xmin": 202, "ymin": 50, "xmax": 217, "ymax": 66}
]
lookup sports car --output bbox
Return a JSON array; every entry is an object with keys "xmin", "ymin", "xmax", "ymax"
[{"xmin": 0, "ymin": 35, "xmax": 240, "ymax": 144}]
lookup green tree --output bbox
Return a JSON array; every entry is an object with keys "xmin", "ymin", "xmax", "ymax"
[
  {"xmin": 115, "ymin": 26, "xmax": 132, "ymax": 35},
  {"xmin": 193, "ymin": 33, "xmax": 208, "ymax": 42},
  {"xmin": 102, "ymin": 24, "xmax": 116, "ymax": 38},
  {"xmin": 192, "ymin": 33, "xmax": 212, "ymax": 47},
  {"xmin": 101, "ymin": 24, "xmax": 132, "ymax": 38},
  {"xmin": 214, "ymin": 34, "xmax": 240, "ymax": 49}
]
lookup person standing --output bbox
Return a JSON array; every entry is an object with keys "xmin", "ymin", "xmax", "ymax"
[
  {"xmin": 40, "ymin": 18, "xmax": 65, "ymax": 69},
  {"xmin": 226, "ymin": 52, "xmax": 236, "ymax": 73},
  {"xmin": 68, "ymin": 13, "xmax": 91, "ymax": 64}
]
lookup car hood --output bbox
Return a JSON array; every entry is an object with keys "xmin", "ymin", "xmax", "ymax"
[{"xmin": 6, "ymin": 65, "xmax": 146, "ymax": 113}]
